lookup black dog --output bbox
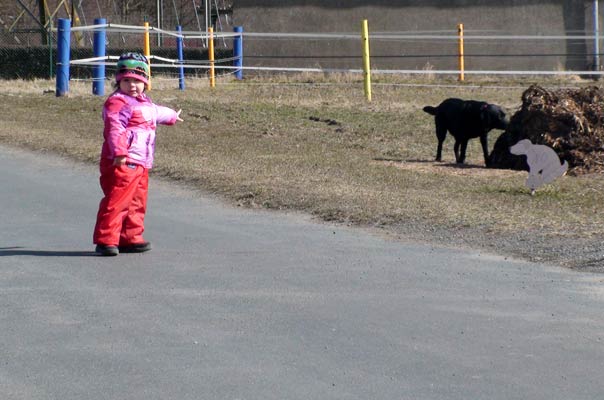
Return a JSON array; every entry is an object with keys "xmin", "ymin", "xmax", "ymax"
[{"xmin": 423, "ymin": 98, "xmax": 508, "ymax": 166}]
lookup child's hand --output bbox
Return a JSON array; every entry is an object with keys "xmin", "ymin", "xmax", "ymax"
[
  {"xmin": 113, "ymin": 156, "xmax": 126, "ymax": 166},
  {"xmin": 176, "ymin": 109, "xmax": 184, "ymax": 122}
]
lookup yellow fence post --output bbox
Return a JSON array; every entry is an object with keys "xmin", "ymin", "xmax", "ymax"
[
  {"xmin": 209, "ymin": 27, "xmax": 216, "ymax": 88},
  {"xmin": 458, "ymin": 23, "xmax": 465, "ymax": 82},
  {"xmin": 144, "ymin": 21, "xmax": 152, "ymax": 90},
  {"xmin": 361, "ymin": 19, "xmax": 372, "ymax": 102}
]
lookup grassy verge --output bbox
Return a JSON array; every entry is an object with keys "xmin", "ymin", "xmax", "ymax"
[{"xmin": 2, "ymin": 75, "xmax": 603, "ymax": 270}]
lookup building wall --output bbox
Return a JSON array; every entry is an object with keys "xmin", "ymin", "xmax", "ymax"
[
  {"xmin": 230, "ymin": 0, "xmax": 597, "ymax": 72},
  {"xmin": 0, "ymin": 1, "xmax": 599, "ymax": 72}
]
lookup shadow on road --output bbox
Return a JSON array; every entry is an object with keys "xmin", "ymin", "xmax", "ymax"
[{"xmin": 0, "ymin": 247, "xmax": 96, "ymax": 257}]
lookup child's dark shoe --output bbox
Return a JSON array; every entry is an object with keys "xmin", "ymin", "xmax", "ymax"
[
  {"xmin": 118, "ymin": 242, "xmax": 151, "ymax": 253},
  {"xmin": 95, "ymin": 244, "xmax": 119, "ymax": 256}
]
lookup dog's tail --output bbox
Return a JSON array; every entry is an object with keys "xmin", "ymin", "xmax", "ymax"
[{"xmin": 422, "ymin": 106, "xmax": 437, "ymax": 115}]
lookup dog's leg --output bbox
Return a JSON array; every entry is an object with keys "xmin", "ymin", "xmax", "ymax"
[
  {"xmin": 435, "ymin": 123, "xmax": 447, "ymax": 162},
  {"xmin": 457, "ymin": 140, "xmax": 468, "ymax": 164},
  {"xmin": 480, "ymin": 134, "xmax": 490, "ymax": 166},
  {"xmin": 453, "ymin": 140, "xmax": 460, "ymax": 163},
  {"xmin": 436, "ymin": 140, "xmax": 444, "ymax": 162},
  {"xmin": 453, "ymin": 140, "xmax": 468, "ymax": 164}
]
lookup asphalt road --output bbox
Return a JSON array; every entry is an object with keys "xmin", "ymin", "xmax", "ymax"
[{"xmin": 1, "ymin": 145, "xmax": 603, "ymax": 400}]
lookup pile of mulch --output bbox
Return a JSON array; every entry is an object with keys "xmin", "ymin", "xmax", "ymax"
[{"xmin": 488, "ymin": 84, "xmax": 604, "ymax": 175}]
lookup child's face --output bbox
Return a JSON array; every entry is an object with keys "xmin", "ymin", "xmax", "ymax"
[{"xmin": 119, "ymin": 77, "xmax": 145, "ymax": 97}]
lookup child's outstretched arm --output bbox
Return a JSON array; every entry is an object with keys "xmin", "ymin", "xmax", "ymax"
[{"xmin": 156, "ymin": 105, "xmax": 183, "ymax": 125}]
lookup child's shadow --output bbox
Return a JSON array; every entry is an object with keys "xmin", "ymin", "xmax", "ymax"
[{"xmin": 0, "ymin": 247, "xmax": 96, "ymax": 257}]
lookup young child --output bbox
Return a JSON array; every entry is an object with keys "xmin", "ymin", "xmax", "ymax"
[{"xmin": 93, "ymin": 52, "xmax": 183, "ymax": 256}]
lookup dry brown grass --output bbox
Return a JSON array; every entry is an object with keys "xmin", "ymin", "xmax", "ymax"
[{"xmin": 2, "ymin": 75, "xmax": 604, "ymax": 269}]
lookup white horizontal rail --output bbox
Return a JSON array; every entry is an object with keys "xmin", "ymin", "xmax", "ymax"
[
  {"xmin": 61, "ymin": 22, "xmax": 604, "ymax": 41},
  {"xmin": 69, "ymin": 57, "xmax": 604, "ymax": 76},
  {"xmin": 63, "ymin": 23, "xmax": 237, "ymax": 40},
  {"xmin": 63, "ymin": 22, "xmax": 604, "ymax": 78}
]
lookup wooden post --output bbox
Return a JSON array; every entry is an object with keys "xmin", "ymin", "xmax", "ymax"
[
  {"xmin": 458, "ymin": 23, "xmax": 465, "ymax": 82},
  {"xmin": 361, "ymin": 19, "xmax": 372, "ymax": 102},
  {"xmin": 209, "ymin": 27, "xmax": 215, "ymax": 88}
]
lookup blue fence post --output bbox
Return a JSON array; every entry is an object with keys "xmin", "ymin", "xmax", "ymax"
[
  {"xmin": 177, "ymin": 25, "xmax": 185, "ymax": 90},
  {"xmin": 93, "ymin": 18, "xmax": 107, "ymax": 96},
  {"xmin": 233, "ymin": 26, "xmax": 243, "ymax": 80},
  {"xmin": 56, "ymin": 18, "xmax": 71, "ymax": 97}
]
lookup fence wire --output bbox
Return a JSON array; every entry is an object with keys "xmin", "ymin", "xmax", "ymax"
[
  {"xmin": 0, "ymin": 28, "xmax": 229, "ymax": 80},
  {"xmin": 1, "ymin": 25, "xmax": 603, "ymax": 80}
]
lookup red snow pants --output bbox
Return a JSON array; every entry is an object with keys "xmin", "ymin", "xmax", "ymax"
[{"xmin": 93, "ymin": 158, "xmax": 149, "ymax": 246}]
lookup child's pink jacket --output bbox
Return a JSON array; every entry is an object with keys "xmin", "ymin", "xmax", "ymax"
[{"xmin": 100, "ymin": 90, "xmax": 178, "ymax": 169}]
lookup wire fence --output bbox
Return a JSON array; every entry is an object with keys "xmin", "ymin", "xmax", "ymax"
[
  {"xmin": 1, "ymin": 24, "xmax": 604, "ymax": 81},
  {"xmin": 0, "ymin": 26, "xmax": 233, "ymax": 81},
  {"xmin": 237, "ymin": 30, "xmax": 603, "ymax": 77}
]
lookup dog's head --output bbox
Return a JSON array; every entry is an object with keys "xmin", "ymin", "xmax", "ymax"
[{"xmin": 480, "ymin": 103, "xmax": 509, "ymax": 131}]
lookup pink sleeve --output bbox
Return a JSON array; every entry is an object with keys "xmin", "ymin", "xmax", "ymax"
[{"xmin": 155, "ymin": 105, "xmax": 178, "ymax": 126}]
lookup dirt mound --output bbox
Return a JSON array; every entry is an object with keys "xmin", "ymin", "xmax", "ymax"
[{"xmin": 488, "ymin": 84, "xmax": 604, "ymax": 175}]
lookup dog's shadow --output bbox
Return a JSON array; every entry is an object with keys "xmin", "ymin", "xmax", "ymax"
[
  {"xmin": 436, "ymin": 161, "xmax": 485, "ymax": 170},
  {"xmin": 0, "ymin": 247, "xmax": 96, "ymax": 257},
  {"xmin": 374, "ymin": 157, "xmax": 486, "ymax": 169}
]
